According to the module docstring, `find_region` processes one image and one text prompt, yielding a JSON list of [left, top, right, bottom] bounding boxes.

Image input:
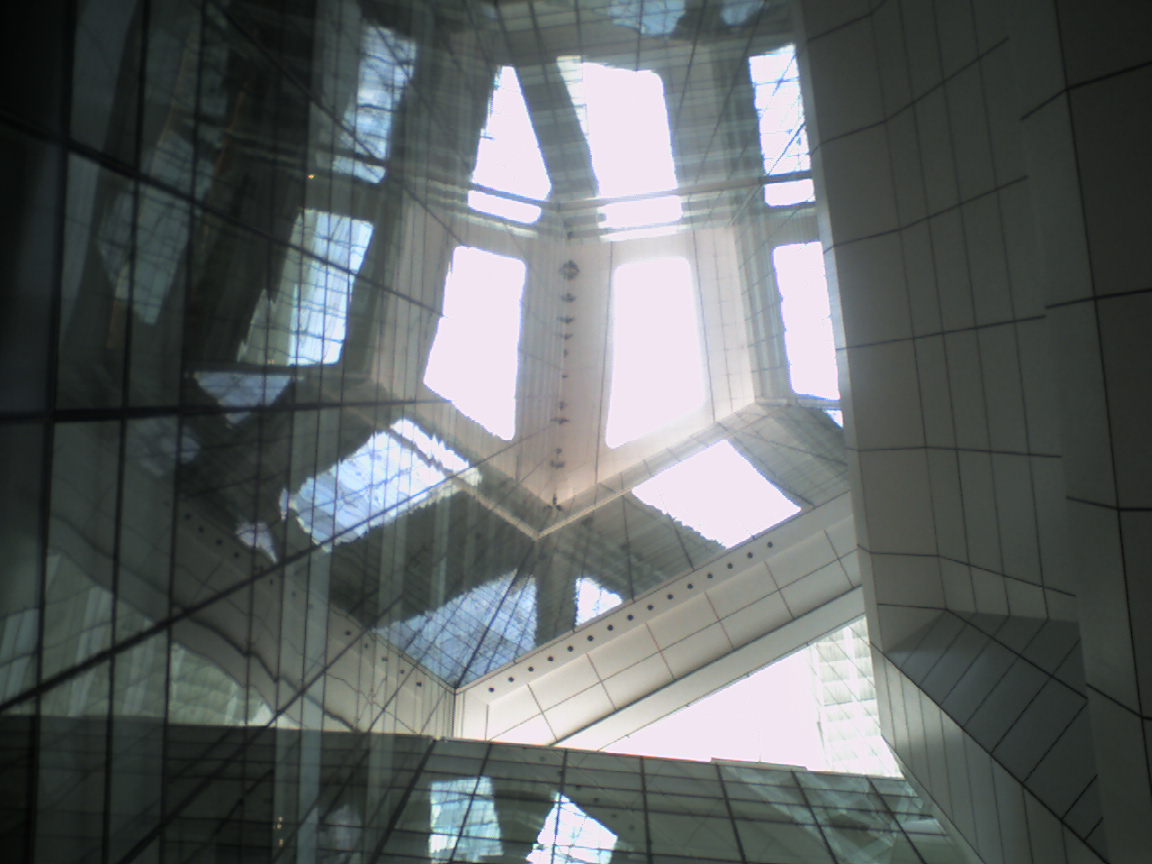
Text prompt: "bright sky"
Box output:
[[469, 65, 551, 223], [773, 242, 840, 401], [424, 246, 525, 440], [563, 59, 683, 229], [604, 648, 824, 768], [749, 46, 814, 207], [632, 440, 801, 547], [605, 257, 706, 448]]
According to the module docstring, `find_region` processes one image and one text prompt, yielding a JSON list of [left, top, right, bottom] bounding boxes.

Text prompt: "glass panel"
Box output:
[[107, 635, 167, 860], [332, 26, 417, 183], [560, 60, 682, 229], [44, 421, 120, 679], [528, 793, 617, 864], [382, 573, 537, 685], [286, 420, 474, 548], [424, 247, 526, 440], [428, 776, 503, 862], [0, 422, 43, 704], [748, 47, 814, 207], [469, 66, 551, 223], [242, 210, 374, 366], [735, 819, 833, 864], [632, 441, 800, 547], [773, 242, 840, 400]]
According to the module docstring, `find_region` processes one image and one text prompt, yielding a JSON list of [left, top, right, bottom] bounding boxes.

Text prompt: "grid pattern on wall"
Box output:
[[794, 1, 1152, 863], [0, 0, 865, 860]]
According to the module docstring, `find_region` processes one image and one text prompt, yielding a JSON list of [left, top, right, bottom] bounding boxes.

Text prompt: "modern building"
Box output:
[[1, 0, 1150, 862]]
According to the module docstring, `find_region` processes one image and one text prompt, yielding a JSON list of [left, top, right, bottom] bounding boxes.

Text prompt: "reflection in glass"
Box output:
[[773, 242, 839, 400], [194, 371, 291, 424], [242, 210, 374, 366], [285, 419, 475, 548], [528, 793, 617, 864], [382, 573, 536, 684], [469, 66, 551, 223], [332, 26, 417, 183], [608, 0, 684, 36], [429, 776, 503, 862], [575, 576, 622, 626], [632, 441, 800, 547], [424, 247, 526, 440], [605, 257, 705, 448], [749, 47, 814, 207], [560, 60, 682, 229], [235, 522, 278, 562]]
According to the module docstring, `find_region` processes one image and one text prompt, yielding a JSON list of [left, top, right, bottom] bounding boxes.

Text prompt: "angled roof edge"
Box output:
[[451, 493, 859, 744]]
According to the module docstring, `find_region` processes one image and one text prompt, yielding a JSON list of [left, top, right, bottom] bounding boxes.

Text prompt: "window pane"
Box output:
[[772, 242, 839, 400], [424, 247, 526, 440], [605, 257, 705, 447], [632, 441, 800, 547], [469, 66, 551, 223], [561, 60, 682, 229]]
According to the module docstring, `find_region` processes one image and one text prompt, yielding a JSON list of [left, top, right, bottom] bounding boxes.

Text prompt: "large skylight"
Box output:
[[469, 66, 551, 223], [773, 242, 839, 400], [242, 210, 373, 365], [285, 419, 475, 547], [632, 440, 799, 547], [605, 257, 706, 448], [424, 247, 526, 440], [332, 26, 416, 183], [527, 793, 617, 864], [749, 47, 814, 207], [382, 573, 537, 685], [560, 59, 682, 229]]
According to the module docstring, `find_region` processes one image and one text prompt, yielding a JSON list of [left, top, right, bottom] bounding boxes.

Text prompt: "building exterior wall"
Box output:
[[795, 2, 1152, 863]]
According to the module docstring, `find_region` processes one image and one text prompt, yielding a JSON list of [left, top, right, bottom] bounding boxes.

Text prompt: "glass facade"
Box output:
[[0, 0, 864, 860]]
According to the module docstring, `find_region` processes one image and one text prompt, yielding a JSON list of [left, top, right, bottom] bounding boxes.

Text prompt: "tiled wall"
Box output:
[[797, 1, 1152, 862]]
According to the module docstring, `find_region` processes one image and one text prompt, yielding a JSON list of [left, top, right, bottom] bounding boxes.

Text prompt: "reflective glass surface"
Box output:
[[0, 1, 847, 859]]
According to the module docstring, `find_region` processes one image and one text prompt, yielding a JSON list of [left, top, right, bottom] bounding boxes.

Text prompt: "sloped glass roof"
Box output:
[[750, 46, 815, 207]]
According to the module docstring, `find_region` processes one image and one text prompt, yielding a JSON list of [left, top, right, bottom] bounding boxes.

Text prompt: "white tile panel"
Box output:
[[705, 566, 775, 618], [768, 531, 837, 588], [647, 594, 719, 648], [661, 624, 733, 678], [602, 653, 675, 707], [529, 656, 601, 712], [848, 340, 925, 450], [492, 713, 554, 746], [587, 625, 661, 679], [720, 591, 791, 647], [544, 683, 615, 739], [487, 686, 543, 739], [781, 562, 852, 613]]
